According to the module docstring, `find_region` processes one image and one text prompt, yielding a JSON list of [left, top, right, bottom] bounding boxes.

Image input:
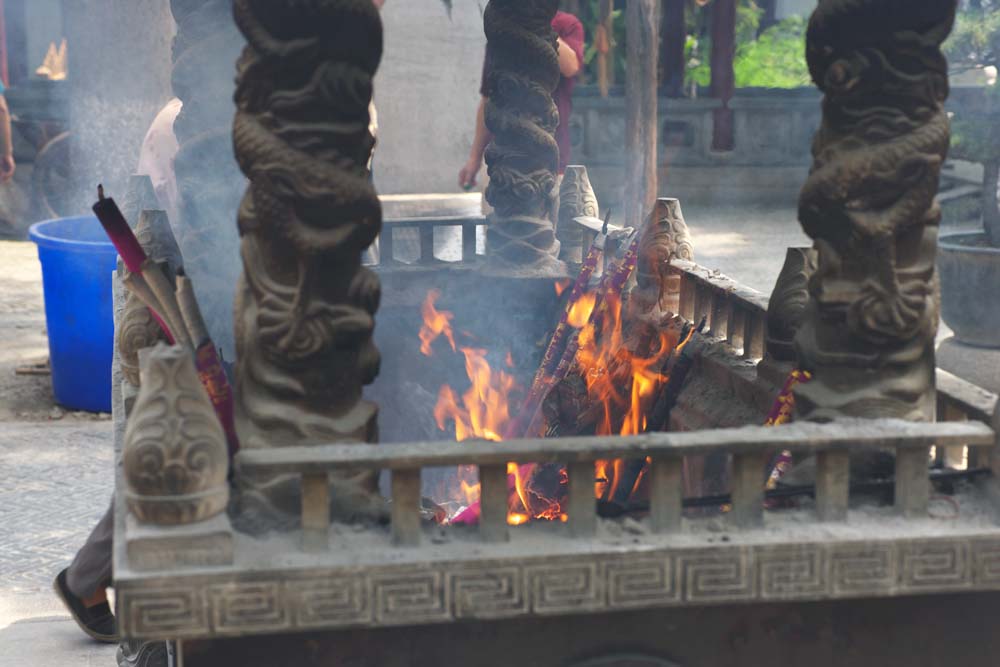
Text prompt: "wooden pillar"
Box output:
[[625, 0, 659, 232], [660, 0, 686, 97], [759, 0, 779, 34], [710, 0, 736, 151], [597, 0, 615, 96]]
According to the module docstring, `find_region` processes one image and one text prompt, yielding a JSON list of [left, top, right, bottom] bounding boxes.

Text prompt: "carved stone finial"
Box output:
[[793, 0, 956, 421], [766, 247, 817, 363], [124, 344, 229, 525], [634, 198, 693, 316], [117, 210, 182, 386], [122, 174, 160, 229], [557, 165, 599, 264], [483, 0, 566, 276], [232, 0, 384, 517]]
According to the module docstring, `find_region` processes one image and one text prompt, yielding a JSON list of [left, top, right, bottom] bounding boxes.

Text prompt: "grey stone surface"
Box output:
[[0, 421, 114, 625], [0, 617, 116, 666]]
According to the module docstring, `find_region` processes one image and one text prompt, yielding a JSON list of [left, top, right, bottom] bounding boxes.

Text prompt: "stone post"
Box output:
[[482, 0, 564, 276], [232, 0, 384, 518], [793, 0, 957, 422]]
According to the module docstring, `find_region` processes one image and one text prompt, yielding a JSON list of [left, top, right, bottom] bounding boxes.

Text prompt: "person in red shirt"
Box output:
[[459, 10, 585, 189]]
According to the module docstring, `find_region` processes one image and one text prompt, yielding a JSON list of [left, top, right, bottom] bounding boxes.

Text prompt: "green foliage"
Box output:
[[577, 0, 628, 85], [733, 15, 810, 87], [945, 2, 1000, 72], [686, 14, 809, 89]]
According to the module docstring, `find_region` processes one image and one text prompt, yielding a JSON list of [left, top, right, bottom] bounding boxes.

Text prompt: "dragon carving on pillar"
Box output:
[[793, 0, 956, 421], [232, 0, 384, 517], [483, 0, 566, 276]]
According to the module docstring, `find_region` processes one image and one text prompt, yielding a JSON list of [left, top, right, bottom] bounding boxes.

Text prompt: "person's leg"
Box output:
[[54, 499, 118, 642], [66, 500, 114, 598]]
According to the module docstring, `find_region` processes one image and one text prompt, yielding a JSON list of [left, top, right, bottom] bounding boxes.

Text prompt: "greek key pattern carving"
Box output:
[[605, 557, 679, 609], [900, 541, 971, 591], [118, 535, 1000, 639], [372, 571, 450, 626], [527, 562, 604, 614], [123, 587, 207, 637], [289, 576, 370, 628], [758, 545, 828, 600], [830, 544, 896, 595], [679, 548, 755, 603], [451, 566, 527, 619], [210, 582, 290, 634]]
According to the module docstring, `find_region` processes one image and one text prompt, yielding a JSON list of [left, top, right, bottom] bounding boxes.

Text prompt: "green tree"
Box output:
[[945, 1, 1000, 246]]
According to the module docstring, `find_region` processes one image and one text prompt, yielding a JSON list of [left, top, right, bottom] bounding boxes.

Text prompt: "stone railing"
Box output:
[[238, 419, 996, 553], [378, 216, 485, 267]]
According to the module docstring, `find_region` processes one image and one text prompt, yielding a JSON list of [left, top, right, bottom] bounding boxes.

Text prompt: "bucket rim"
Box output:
[[28, 215, 116, 252]]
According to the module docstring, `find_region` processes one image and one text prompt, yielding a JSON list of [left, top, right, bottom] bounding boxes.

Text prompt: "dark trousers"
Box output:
[[66, 499, 113, 598]]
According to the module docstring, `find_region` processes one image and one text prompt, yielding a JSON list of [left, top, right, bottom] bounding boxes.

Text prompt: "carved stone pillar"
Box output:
[[483, 0, 565, 276], [232, 0, 384, 518], [793, 0, 956, 422], [557, 165, 599, 265], [765, 247, 817, 364]]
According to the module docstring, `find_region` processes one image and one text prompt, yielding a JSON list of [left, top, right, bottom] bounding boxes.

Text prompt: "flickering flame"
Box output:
[[419, 289, 456, 356], [554, 279, 572, 297], [567, 292, 597, 328], [421, 285, 681, 522]]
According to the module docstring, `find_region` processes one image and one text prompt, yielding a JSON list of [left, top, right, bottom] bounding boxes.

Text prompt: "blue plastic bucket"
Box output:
[[29, 216, 117, 412]]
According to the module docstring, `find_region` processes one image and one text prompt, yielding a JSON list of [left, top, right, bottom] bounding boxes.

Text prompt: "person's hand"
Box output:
[[0, 154, 15, 183], [459, 157, 481, 190]]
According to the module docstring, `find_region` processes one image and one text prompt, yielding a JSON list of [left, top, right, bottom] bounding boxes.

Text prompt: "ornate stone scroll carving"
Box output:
[[483, 0, 565, 276], [793, 0, 956, 421], [124, 344, 229, 525], [633, 198, 693, 318], [232, 0, 384, 518], [557, 165, 599, 264], [118, 210, 182, 386], [766, 247, 817, 363]]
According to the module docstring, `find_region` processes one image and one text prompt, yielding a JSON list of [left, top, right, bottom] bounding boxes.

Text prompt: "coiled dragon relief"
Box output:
[[793, 0, 956, 421], [483, 0, 566, 276], [232, 0, 384, 518]]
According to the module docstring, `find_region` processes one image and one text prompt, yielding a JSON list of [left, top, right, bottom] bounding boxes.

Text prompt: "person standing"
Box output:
[[0, 82, 16, 183], [458, 8, 584, 190]]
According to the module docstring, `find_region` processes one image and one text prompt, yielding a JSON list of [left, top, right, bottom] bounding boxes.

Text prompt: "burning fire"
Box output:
[[420, 282, 682, 524]]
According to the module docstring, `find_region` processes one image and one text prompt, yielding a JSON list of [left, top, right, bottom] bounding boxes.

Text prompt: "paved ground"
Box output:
[[0, 241, 116, 664]]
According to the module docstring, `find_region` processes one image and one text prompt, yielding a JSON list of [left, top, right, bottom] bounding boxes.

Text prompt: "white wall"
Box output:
[[374, 0, 487, 195]]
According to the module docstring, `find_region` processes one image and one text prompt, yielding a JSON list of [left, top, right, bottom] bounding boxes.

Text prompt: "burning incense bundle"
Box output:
[[518, 229, 643, 439], [93, 186, 239, 455]]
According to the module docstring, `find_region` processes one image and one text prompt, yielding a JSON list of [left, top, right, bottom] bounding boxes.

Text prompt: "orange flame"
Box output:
[[419, 289, 456, 356], [554, 279, 572, 297]]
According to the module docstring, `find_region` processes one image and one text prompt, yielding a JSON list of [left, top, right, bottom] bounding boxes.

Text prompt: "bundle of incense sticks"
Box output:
[[93, 186, 239, 457], [517, 229, 642, 440], [503, 211, 615, 440]]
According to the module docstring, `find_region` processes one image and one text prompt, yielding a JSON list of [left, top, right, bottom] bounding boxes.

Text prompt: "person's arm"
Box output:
[[459, 96, 493, 189], [557, 37, 581, 78], [0, 95, 15, 183]]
